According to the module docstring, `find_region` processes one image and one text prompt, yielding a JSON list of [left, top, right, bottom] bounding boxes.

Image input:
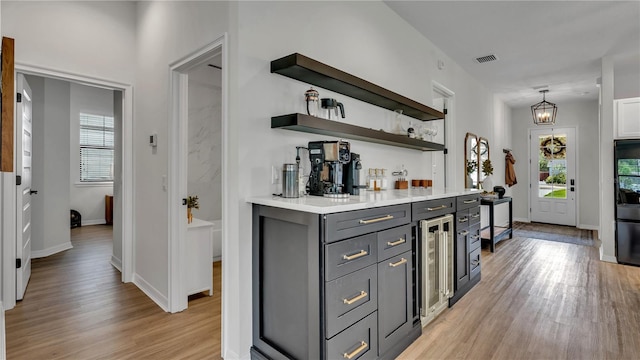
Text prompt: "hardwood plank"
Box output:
[[1, 36, 15, 172], [399, 237, 640, 360], [5, 225, 222, 359]]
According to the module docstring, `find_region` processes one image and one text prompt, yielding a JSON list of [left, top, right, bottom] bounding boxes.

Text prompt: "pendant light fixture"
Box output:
[[531, 89, 557, 125]]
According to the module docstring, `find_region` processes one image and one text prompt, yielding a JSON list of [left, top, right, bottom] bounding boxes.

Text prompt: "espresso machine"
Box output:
[[307, 140, 351, 197]]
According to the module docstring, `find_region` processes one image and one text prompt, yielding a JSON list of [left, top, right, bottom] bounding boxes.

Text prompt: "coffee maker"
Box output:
[[307, 140, 351, 197], [343, 152, 363, 195]]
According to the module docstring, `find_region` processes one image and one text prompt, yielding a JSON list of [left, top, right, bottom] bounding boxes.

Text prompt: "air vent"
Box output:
[[475, 54, 498, 64]]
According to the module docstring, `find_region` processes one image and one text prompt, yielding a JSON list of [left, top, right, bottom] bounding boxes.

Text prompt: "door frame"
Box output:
[[432, 81, 455, 188], [528, 125, 579, 226], [2, 64, 135, 310], [167, 34, 227, 316]]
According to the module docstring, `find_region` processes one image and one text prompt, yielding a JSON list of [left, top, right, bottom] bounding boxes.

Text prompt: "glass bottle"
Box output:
[[367, 168, 376, 191], [374, 169, 381, 191], [381, 169, 388, 190]]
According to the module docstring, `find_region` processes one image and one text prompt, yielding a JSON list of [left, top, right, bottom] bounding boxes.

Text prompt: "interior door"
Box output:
[[16, 73, 33, 300], [530, 127, 576, 226]]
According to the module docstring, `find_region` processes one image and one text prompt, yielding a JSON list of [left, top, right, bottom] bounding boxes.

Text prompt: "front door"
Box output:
[[16, 73, 33, 300], [530, 127, 576, 226]]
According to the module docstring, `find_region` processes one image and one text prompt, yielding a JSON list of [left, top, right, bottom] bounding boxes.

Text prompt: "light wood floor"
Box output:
[[5, 225, 221, 360], [400, 236, 640, 359]]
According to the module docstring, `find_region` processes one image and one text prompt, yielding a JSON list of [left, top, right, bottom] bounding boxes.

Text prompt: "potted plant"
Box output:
[[481, 159, 494, 191], [187, 195, 199, 223]]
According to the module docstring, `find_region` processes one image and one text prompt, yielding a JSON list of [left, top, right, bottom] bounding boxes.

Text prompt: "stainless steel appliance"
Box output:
[[307, 140, 350, 197], [281, 163, 299, 198], [615, 139, 640, 266], [420, 214, 453, 327]]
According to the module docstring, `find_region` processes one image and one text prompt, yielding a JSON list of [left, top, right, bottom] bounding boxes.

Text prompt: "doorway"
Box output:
[[432, 82, 455, 188], [529, 127, 577, 226], [2, 66, 133, 310]]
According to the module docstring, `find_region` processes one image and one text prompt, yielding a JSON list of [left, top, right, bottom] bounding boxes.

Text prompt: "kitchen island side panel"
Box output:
[[252, 205, 322, 360]]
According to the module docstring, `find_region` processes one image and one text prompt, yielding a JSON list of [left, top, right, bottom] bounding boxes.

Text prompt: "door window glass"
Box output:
[[538, 134, 567, 199]]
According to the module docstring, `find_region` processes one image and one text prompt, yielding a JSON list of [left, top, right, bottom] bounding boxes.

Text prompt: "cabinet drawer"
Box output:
[[468, 206, 481, 226], [469, 223, 481, 252], [377, 224, 412, 261], [325, 264, 378, 338], [326, 311, 378, 360], [326, 233, 377, 281], [470, 247, 481, 280], [457, 194, 480, 211], [456, 209, 470, 228], [412, 197, 455, 221], [325, 204, 411, 243]]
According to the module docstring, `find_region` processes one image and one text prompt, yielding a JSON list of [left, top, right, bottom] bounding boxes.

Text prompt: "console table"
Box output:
[[480, 196, 513, 252]]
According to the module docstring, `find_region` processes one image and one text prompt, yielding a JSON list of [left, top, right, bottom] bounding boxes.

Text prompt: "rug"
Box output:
[[512, 222, 597, 247]]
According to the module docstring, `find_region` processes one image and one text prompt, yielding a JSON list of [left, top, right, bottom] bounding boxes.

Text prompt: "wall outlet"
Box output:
[[271, 165, 281, 184]]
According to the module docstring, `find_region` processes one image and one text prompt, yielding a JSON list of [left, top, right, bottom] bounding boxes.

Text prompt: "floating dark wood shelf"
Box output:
[[272, 113, 445, 152], [271, 53, 445, 122]]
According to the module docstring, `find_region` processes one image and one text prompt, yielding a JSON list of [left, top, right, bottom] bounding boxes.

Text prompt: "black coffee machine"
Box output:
[[308, 140, 352, 197], [343, 152, 363, 195]]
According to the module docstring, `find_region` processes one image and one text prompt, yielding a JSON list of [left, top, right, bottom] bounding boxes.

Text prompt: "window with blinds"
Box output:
[[79, 113, 114, 182]]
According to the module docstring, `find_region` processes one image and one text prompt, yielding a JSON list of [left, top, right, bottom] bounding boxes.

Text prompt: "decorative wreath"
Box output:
[[540, 137, 566, 159]]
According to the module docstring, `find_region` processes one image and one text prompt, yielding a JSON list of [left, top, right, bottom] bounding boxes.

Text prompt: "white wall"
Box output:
[[27, 76, 73, 257], [511, 99, 600, 229], [134, 0, 230, 312], [69, 83, 114, 225], [187, 63, 222, 223], [1, 1, 135, 85]]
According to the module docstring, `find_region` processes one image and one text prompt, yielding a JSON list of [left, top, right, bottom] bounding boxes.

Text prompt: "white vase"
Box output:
[[483, 175, 493, 191]]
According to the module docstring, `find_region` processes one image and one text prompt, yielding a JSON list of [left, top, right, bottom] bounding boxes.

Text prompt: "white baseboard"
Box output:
[[110, 255, 122, 272], [133, 273, 169, 312], [212, 256, 222, 263], [32, 242, 73, 259], [223, 349, 248, 360], [1, 301, 5, 360], [81, 219, 107, 226], [513, 217, 530, 223], [578, 224, 599, 231], [599, 246, 618, 263]]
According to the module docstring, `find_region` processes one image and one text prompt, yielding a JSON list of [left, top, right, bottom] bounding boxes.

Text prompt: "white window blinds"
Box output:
[[79, 113, 114, 182]]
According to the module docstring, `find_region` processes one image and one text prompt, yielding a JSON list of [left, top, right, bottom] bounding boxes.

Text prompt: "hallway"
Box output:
[[5, 225, 221, 359]]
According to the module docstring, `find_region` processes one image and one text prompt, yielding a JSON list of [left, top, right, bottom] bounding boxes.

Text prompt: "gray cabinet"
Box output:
[[251, 203, 419, 360], [450, 193, 481, 306]]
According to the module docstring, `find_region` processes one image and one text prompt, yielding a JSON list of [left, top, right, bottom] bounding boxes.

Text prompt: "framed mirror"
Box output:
[[477, 137, 490, 185], [464, 132, 478, 189]]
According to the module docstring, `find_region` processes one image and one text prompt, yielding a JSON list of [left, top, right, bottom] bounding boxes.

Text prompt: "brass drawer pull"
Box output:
[[389, 257, 407, 267], [458, 217, 468, 223], [471, 235, 480, 240], [343, 250, 368, 261], [344, 341, 368, 359], [463, 199, 478, 204], [343, 290, 367, 305], [459, 230, 469, 236], [387, 238, 406, 247], [471, 259, 480, 266], [427, 205, 447, 211], [359, 214, 393, 224], [471, 213, 480, 218]]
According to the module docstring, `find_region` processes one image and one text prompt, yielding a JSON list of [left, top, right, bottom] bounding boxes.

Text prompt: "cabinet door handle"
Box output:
[[343, 290, 367, 305], [459, 230, 469, 236], [464, 199, 478, 204], [458, 217, 468, 223], [471, 259, 480, 266], [343, 341, 368, 359], [343, 250, 368, 261], [359, 214, 393, 224], [471, 213, 480, 219], [427, 205, 447, 211], [387, 238, 406, 247], [389, 257, 407, 267], [471, 235, 480, 240]]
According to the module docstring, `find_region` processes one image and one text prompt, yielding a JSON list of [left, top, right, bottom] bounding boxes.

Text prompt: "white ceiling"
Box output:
[[385, 1, 640, 107]]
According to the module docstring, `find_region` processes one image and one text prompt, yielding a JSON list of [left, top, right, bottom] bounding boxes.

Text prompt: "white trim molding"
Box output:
[[133, 274, 169, 312], [81, 220, 108, 226], [578, 224, 599, 231], [111, 255, 122, 272], [599, 246, 617, 263]]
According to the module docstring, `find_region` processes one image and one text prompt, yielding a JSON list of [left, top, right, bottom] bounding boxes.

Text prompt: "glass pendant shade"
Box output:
[[531, 90, 557, 125]]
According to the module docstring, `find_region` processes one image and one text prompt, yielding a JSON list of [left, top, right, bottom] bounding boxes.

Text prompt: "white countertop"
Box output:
[[247, 188, 480, 214], [188, 218, 214, 229]]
